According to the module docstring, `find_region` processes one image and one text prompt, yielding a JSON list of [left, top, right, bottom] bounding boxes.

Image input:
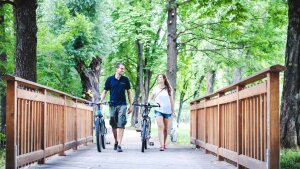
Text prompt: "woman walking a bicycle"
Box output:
[[150, 74, 176, 151]]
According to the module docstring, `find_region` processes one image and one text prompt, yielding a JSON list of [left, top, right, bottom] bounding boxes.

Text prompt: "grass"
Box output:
[[0, 148, 4, 168], [281, 149, 300, 169]]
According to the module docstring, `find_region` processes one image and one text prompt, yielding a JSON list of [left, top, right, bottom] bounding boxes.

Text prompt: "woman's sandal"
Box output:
[[159, 147, 164, 151]]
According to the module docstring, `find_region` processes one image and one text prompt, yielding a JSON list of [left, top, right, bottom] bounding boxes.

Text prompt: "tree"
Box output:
[[280, 0, 300, 148], [14, 0, 38, 82]]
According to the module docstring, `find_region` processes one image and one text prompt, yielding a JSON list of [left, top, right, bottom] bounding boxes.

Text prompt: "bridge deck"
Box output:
[[30, 129, 235, 169]]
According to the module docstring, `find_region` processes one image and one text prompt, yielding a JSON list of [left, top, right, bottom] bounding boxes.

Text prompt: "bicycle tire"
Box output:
[[101, 135, 106, 149], [99, 119, 106, 149], [96, 122, 102, 152], [141, 121, 147, 152]]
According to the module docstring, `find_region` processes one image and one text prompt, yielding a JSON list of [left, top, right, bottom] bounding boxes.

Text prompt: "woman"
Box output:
[[150, 74, 176, 151]]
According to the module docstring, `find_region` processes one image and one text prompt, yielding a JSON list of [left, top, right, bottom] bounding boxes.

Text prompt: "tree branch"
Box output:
[[0, 0, 15, 7], [177, 0, 194, 7]]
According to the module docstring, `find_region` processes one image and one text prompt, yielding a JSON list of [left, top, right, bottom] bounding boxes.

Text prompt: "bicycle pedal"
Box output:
[[149, 142, 154, 146]]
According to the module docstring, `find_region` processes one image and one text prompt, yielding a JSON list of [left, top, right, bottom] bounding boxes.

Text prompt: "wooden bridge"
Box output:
[[3, 65, 285, 169]]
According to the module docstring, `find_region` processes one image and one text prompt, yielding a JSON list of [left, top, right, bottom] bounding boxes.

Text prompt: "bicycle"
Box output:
[[86, 101, 109, 152], [133, 103, 160, 152]]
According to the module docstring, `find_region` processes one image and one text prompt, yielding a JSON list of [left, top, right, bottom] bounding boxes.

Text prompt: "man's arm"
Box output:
[[100, 90, 107, 103], [127, 89, 132, 114]]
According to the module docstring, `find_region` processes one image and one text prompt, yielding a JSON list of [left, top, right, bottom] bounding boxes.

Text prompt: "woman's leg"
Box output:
[[156, 116, 164, 149], [163, 118, 170, 149]]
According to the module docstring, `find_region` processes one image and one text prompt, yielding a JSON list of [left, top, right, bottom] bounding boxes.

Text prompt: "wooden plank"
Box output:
[[239, 82, 267, 100], [77, 103, 93, 111], [17, 150, 44, 167], [239, 155, 266, 169], [205, 99, 218, 108], [46, 95, 64, 106], [45, 144, 64, 157], [77, 138, 87, 146], [17, 89, 45, 102], [218, 148, 238, 162], [218, 93, 237, 105], [195, 140, 206, 148], [266, 73, 280, 169], [87, 136, 93, 142], [190, 65, 285, 104], [206, 143, 218, 154], [66, 99, 77, 108], [6, 80, 17, 169], [64, 141, 77, 150]]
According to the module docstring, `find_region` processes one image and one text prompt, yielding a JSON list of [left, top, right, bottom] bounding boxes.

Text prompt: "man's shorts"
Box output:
[[109, 105, 127, 129]]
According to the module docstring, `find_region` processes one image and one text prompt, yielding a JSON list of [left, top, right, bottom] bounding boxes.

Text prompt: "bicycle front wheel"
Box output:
[[100, 120, 106, 149], [96, 122, 103, 152], [141, 121, 147, 152]]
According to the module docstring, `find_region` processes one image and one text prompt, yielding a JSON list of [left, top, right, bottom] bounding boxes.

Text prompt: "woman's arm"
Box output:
[[170, 91, 176, 117]]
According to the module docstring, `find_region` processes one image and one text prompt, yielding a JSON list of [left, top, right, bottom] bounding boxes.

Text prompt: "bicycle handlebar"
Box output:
[[132, 103, 160, 108], [85, 101, 112, 106]]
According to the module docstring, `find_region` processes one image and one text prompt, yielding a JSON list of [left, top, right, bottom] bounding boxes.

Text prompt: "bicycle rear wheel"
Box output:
[[96, 122, 102, 152]]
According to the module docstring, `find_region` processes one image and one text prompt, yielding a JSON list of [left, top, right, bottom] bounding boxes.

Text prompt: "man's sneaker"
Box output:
[[114, 142, 118, 150], [117, 145, 123, 152]]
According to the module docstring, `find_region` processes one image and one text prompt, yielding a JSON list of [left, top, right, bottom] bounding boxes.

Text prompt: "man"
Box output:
[[100, 63, 132, 152]]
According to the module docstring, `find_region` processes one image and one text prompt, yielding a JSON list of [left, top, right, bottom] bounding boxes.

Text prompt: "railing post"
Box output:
[[6, 80, 17, 169], [73, 99, 78, 150], [236, 85, 244, 169], [266, 72, 280, 169], [217, 92, 224, 161], [204, 97, 209, 154], [38, 89, 47, 164], [59, 96, 66, 156]]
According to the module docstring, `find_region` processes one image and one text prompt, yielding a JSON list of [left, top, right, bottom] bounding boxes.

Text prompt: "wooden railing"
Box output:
[[4, 76, 94, 169], [190, 65, 285, 169]]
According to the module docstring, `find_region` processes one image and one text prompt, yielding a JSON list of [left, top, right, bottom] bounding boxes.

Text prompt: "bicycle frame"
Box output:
[[133, 103, 160, 152]]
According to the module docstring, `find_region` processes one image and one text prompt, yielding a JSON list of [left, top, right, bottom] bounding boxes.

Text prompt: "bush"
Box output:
[[281, 149, 300, 169]]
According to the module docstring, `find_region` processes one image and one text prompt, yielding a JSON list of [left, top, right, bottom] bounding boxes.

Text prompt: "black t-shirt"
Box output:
[[104, 75, 131, 106]]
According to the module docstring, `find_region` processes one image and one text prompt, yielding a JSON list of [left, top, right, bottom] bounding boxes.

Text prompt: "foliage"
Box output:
[[281, 149, 300, 169]]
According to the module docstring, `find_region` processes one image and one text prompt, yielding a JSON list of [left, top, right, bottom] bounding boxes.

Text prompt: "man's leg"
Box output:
[[109, 106, 118, 150], [116, 105, 127, 152], [117, 128, 124, 145], [112, 128, 117, 144]]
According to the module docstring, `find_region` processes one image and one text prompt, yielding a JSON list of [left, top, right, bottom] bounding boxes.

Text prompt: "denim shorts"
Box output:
[[109, 105, 127, 129], [155, 110, 172, 119]]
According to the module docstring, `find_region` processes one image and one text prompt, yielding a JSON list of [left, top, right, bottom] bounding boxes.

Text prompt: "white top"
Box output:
[[152, 86, 172, 114]]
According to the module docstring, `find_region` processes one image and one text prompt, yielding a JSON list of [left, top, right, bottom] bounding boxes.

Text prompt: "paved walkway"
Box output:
[[31, 129, 235, 169]]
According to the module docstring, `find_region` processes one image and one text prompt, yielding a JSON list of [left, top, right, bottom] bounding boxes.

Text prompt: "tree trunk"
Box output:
[[75, 57, 102, 102], [233, 67, 243, 83], [280, 0, 300, 148], [206, 70, 216, 94], [1, 94, 5, 130], [137, 40, 146, 103], [0, 53, 6, 75], [131, 73, 140, 127], [193, 75, 204, 99], [14, 0, 37, 82], [177, 90, 184, 127], [167, 0, 177, 99]]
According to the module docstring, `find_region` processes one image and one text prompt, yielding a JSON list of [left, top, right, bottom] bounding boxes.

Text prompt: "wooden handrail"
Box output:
[[190, 65, 285, 169], [3, 76, 94, 169], [190, 64, 286, 104], [3, 75, 87, 103]]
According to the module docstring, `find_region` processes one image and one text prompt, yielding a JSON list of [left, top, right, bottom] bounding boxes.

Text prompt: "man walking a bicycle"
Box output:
[[100, 63, 132, 152]]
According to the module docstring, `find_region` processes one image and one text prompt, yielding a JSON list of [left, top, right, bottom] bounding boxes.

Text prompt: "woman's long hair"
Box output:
[[157, 74, 172, 96]]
